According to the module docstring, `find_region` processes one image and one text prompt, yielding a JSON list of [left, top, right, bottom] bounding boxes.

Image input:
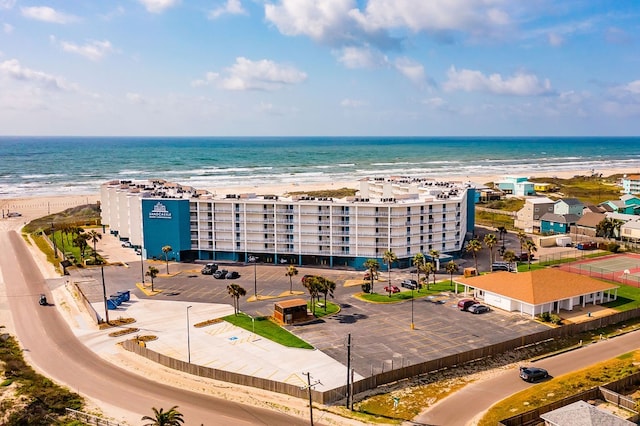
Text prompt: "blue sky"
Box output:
[[0, 1, 639, 136]]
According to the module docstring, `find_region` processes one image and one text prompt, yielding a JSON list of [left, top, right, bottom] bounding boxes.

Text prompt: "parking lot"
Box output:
[[70, 248, 549, 377]]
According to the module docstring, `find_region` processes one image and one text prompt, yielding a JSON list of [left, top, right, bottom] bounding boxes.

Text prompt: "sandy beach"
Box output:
[[1, 168, 637, 223]]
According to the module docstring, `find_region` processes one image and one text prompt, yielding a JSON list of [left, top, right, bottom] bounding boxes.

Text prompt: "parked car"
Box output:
[[213, 269, 228, 279], [468, 303, 490, 314], [519, 253, 534, 261], [384, 285, 400, 294], [519, 366, 548, 382], [401, 279, 418, 290], [121, 241, 132, 248], [6, 212, 22, 217], [201, 263, 218, 275], [492, 262, 514, 272], [226, 271, 239, 279], [458, 298, 477, 311]]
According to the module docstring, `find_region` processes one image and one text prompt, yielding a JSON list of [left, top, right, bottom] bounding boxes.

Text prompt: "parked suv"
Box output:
[[401, 279, 418, 290], [201, 263, 218, 275], [492, 262, 514, 272], [213, 269, 228, 279]]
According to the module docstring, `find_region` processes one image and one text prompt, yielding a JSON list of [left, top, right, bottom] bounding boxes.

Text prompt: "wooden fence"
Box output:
[[123, 307, 640, 404], [65, 408, 122, 426]]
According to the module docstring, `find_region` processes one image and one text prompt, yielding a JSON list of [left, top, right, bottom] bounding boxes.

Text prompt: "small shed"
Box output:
[[463, 267, 478, 278], [274, 298, 309, 325]]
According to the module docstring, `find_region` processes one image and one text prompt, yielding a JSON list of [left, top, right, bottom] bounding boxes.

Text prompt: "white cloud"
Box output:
[[52, 37, 115, 61], [265, 0, 357, 44], [126, 93, 146, 104], [219, 57, 307, 91], [3, 23, 13, 34], [138, 0, 180, 14], [340, 98, 366, 108], [349, 0, 512, 37], [0, 0, 16, 10], [547, 32, 564, 47], [622, 80, 640, 95], [209, 0, 247, 19], [336, 46, 386, 69], [21, 6, 78, 24], [0, 59, 74, 91], [443, 66, 553, 96], [394, 57, 425, 86], [191, 72, 220, 87], [422, 97, 445, 107]]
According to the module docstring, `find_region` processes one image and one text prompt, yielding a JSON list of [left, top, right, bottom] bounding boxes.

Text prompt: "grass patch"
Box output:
[[308, 300, 340, 317], [359, 280, 455, 303], [603, 284, 640, 311], [482, 198, 526, 212], [285, 187, 357, 198], [478, 350, 640, 425], [31, 232, 62, 274], [224, 313, 313, 349], [529, 175, 622, 205], [475, 210, 517, 230], [0, 332, 85, 423]]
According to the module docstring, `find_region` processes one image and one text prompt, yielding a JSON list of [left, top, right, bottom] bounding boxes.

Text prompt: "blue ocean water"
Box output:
[[1, 136, 639, 197]]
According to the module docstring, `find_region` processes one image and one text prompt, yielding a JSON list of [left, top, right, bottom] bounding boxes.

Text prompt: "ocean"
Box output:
[[1, 136, 639, 198]]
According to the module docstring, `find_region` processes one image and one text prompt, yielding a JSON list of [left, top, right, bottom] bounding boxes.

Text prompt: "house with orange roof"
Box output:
[[621, 174, 640, 195], [454, 269, 618, 318]]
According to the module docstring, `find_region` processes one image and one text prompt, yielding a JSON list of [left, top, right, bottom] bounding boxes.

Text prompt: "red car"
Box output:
[[384, 285, 400, 294]]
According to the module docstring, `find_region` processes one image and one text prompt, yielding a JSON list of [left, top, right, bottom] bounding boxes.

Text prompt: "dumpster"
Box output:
[[116, 290, 130, 302], [110, 294, 124, 305], [106, 299, 119, 310]]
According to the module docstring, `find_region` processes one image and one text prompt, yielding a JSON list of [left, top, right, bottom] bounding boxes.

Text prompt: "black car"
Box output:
[[226, 271, 239, 279], [401, 279, 418, 290], [213, 269, 228, 279], [201, 263, 218, 275], [519, 366, 548, 382]]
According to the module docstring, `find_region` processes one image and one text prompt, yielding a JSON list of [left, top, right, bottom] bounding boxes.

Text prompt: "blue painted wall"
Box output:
[[541, 221, 568, 234], [466, 188, 476, 234], [142, 199, 190, 260]]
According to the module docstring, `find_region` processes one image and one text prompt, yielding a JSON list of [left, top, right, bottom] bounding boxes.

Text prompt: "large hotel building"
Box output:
[[100, 177, 475, 269]]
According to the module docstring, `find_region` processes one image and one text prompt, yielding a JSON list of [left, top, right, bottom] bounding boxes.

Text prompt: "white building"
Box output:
[[100, 177, 475, 269]]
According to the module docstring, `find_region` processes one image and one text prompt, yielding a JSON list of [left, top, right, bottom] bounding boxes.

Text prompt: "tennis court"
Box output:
[[560, 253, 640, 286]]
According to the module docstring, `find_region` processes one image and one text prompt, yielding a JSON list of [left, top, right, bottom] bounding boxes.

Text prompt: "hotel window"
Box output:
[[236, 242, 241, 249], [420, 205, 424, 213], [406, 247, 411, 254], [407, 237, 411, 244], [407, 227, 411, 233]]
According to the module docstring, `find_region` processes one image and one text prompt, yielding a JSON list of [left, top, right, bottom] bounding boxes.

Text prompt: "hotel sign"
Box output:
[[149, 202, 172, 219]]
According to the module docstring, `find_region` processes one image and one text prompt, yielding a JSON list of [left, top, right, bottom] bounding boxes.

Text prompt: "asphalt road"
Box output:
[[416, 329, 640, 425], [0, 229, 308, 425]]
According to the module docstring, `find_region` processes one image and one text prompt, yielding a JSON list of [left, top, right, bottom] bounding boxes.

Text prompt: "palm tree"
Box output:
[[517, 230, 528, 256], [285, 265, 298, 294], [465, 239, 482, 272], [318, 277, 336, 312], [162, 245, 172, 274], [145, 266, 159, 292], [383, 250, 397, 286], [503, 250, 517, 272], [74, 233, 90, 260], [302, 275, 323, 315], [363, 259, 380, 293], [412, 252, 425, 290], [227, 283, 247, 315], [429, 249, 440, 287], [483, 233, 498, 270], [421, 262, 435, 290], [445, 260, 459, 289], [87, 230, 102, 263], [141, 406, 184, 426], [523, 239, 537, 270]]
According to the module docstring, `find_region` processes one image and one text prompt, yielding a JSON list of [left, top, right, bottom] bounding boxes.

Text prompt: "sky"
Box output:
[[0, 1, 639, 137]]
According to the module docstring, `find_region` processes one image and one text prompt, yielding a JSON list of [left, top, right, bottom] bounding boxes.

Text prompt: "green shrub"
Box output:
[[607, 243, 620, 253], [550, 314, 563, 325], [540, 312, 551, 322], [361, 283, 371, 293]]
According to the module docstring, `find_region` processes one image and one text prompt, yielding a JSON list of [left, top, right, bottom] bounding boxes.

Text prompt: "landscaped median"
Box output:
[[356, 280, 456, 303], [223, 313, 313, 349]]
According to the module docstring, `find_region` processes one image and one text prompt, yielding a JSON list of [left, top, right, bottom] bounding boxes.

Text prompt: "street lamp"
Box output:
[[186, 305, 193, 363], [140, 246, 145, 283], [410, 288, 415, 330], [249, 256, 259, 300]]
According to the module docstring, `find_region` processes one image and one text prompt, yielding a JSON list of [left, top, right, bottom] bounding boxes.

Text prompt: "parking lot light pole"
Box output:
[[140, 247, 144, 283], [410, 288, 415, 330], [250, 256, 259, 300], [187, 305, 193, 363]]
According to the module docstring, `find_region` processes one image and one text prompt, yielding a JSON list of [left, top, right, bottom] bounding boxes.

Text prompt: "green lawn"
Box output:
[[603, 284, 640, 311], [223, 313, 313, 349], [308, 300, 340, 317], [360, 280, 456, 303]]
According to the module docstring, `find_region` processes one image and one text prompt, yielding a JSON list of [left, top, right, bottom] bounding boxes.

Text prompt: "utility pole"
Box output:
[[346, 333, 351, 409], [101, 266, 109, 324], [301, 372, 320, 426], [140, 247, 145, 284], [51, 223, 58, 259]]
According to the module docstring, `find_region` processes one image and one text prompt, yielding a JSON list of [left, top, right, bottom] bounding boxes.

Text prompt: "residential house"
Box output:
[[621, 174, 640, 195], [554, 198, 584, 217], [454, 269, 618, 318], [620, 220, 640, 242], [599, 199, 627, 213], [533, 182, 554, 192], [540, 400, 635, 426], [583, 204, 605, 214], [540, 213, 580, 234], [494, 176, 535, 196], [621, 194, 640, 214], [515, 197, 555, 233], [570, 212, 605, 238]]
